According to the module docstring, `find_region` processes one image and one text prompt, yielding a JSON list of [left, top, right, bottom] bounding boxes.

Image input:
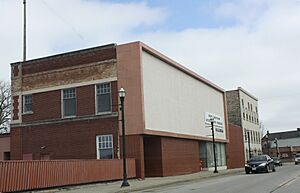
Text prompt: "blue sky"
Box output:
[[104, 0, 237, 31], [0, 0, 300, 132]]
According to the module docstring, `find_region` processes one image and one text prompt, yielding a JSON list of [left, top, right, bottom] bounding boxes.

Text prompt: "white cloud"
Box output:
[[136, 0, 300, 132], [0, 0, 299, 132], [0, 0, 166, 80]]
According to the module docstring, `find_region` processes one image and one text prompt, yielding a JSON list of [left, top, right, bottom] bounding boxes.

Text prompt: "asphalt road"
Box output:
[[136, 163, 300, 193]]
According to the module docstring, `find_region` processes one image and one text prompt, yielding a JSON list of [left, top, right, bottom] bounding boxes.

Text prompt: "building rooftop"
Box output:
[[263, 128, 300, 141]]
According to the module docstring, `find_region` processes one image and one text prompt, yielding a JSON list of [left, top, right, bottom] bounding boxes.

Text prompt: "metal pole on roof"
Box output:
[[23, 0, 27, 61]]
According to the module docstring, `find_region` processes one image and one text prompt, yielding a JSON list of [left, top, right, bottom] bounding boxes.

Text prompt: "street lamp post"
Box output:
[[247, 130, 251, 160], [274, 138, 279, 157], [119, 88, 129, 187], [210, 118, 218, 173], [266, 130, 270, 155]]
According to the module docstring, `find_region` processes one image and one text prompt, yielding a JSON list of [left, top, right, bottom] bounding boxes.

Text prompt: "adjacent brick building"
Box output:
[[10, 41, 229, 178], [226, 124, 245, 169], [226, 87, 261, 162], [0, 133, 10, 160], [262, 128, 300, 162]]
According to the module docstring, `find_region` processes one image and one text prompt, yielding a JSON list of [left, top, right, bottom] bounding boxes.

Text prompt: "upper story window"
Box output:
[[96, 135, 114, 159], [96, 83, 112, 114], [241, 99, 244, 108], [62, 88, 76, 117], [23, 94, 33, 113]]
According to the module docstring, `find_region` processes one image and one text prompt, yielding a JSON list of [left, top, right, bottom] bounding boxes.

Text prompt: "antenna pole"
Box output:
[[23, 0, 26, 61]]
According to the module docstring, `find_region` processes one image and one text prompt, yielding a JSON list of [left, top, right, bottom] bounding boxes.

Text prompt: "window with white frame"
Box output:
[[96, 83, 111, 114], [23, 94, 33, 113], [62, 88, 76, 117], [96, 135, 114, 159]]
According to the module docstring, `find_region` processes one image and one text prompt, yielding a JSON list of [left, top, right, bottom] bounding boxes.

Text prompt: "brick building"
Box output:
[[262, 129, 300, 162], [0, 133, 10, 160], [226, 87, 261, 162], [10, 41, 229, 178], [225, 124, 245, 169]]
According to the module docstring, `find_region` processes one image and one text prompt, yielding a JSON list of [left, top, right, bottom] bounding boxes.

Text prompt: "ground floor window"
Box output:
[[199, 142, 226, 168], [96, 135, 114, 159]]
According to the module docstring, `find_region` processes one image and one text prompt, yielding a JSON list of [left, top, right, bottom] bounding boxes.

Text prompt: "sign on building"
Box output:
[[205, 112, 224, 133]]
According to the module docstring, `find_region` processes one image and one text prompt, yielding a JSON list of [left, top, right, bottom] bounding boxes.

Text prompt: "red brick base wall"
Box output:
[[144, 136, 163, 177], [143, 136, 200, 177], [226, 124, 245, 169], [10, 117, 118, 160], [161, 137, 200, 176]]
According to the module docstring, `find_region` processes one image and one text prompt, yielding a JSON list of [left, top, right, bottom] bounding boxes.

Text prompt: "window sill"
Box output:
[[22, 111, 33, 115], [96, 111, 113, 116], [62, 115, 76, 119]]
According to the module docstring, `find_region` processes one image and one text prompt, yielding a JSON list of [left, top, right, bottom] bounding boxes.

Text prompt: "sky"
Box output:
[[0, 0, 299, 133]]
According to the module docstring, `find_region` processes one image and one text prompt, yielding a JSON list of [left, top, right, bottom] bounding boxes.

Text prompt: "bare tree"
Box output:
[[0, 81, 11, 133]]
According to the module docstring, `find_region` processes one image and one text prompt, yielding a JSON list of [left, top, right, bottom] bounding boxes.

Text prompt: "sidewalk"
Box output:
[[33, 168, 244, 193]]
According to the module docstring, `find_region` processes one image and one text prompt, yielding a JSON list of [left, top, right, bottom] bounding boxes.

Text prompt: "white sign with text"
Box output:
[[204, 112, 224, 133]]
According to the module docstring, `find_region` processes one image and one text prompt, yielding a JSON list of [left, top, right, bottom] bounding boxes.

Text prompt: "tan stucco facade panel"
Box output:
[[142, 51, 227, 140]]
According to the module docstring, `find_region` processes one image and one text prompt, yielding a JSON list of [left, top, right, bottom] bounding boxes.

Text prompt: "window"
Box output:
[[62, 88, 76, 117], [23, 94, 32, 113], [96, 135, 114, 159], [96, 83, 112, 114]]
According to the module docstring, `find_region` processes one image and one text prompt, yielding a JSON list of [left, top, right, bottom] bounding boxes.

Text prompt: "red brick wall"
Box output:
[[23, 90, 61, 122], [22, 81, 118, 123], [10, 117, 118, 160], [77, 85, 95, 116], [144, 136, 163, 177], [161, 137, 200, 176], [0, 134, 10, 160], [22, 46, 116, 75], [13, 65, 19, 77], [12, 96, 19, 120], [123, 135, 145, 179], [226, 124, 245, 169]]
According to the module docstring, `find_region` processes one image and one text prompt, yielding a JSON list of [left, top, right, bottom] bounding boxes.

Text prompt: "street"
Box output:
[[134, 164, 300, 193]]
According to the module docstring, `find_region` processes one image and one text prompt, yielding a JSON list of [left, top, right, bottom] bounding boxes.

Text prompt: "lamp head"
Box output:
[[119, 87, 126, 98]]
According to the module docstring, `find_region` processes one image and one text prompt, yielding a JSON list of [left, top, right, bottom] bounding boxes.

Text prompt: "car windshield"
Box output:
[[296, 154, 300, 158], [249, 156, 267, 162], [273, 157, 278, 160]]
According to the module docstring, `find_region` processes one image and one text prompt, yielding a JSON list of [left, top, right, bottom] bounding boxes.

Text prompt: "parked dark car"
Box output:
[[295, 153, 300, 165], [272, 157, 282, 166], [245, 155, 276, 174]]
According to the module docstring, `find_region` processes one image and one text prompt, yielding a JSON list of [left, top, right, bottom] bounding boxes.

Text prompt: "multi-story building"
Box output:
[[262, 128, 300, 162], [10, 41, 229, 178], [226, 87, 261, 161]]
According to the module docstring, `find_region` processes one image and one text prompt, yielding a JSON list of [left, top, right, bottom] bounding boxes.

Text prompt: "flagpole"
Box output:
[[23, 0, 26, 61]]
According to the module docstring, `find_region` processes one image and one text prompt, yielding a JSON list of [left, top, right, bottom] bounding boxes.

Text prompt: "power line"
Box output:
[[40, 0, 85, 41]]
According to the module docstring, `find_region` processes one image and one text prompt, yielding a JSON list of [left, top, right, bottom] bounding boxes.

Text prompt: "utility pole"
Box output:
[[23, 0, 27, 61]]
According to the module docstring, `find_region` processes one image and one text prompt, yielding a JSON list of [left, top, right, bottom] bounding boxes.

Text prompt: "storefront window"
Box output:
[[199, 142, 226, 168]]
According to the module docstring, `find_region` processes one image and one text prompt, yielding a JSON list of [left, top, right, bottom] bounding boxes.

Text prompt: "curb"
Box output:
[[115, 169, 244, 193]]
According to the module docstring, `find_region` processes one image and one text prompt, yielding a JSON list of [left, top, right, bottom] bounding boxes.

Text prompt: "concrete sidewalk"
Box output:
[[33, 168, 244, 193]]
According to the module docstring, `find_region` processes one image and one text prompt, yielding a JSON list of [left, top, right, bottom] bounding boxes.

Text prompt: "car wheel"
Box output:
[[296, 162, 298, 165], [246, 170, 250, 174], [272, 167, 276, 172], [265, 166, 269, 173]]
